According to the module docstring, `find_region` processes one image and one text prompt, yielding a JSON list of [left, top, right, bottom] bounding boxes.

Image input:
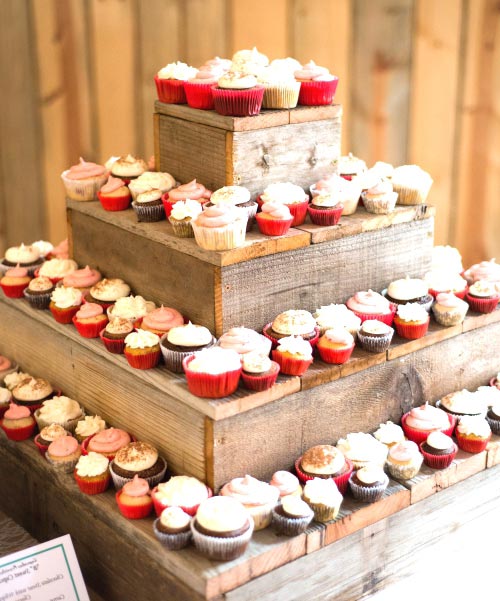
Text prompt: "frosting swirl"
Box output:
[[260, 201, 292, 220], [4, 266, 29, 278], [169, 199, 203, 221], [336, 433, 388, 464], [432, 245, 463, 273], [157, 61, 197, 80], [99, 175, 127, 194], [124, 330, 160, 350], [109, 295, 155, 320], [129, 171, 176, 196], [396, 302, 429, 323], [220, 474, 279, 507], [122, 475, 150, 497], [154, 476, 209, 506], [281, 496, 312, 518], [31, 240, 53, 258], [294, 60, 330, 81], [187, 348, 241, 374], [75, 415, 106, 439], [276, 335, 313, 358], [218, 327, 267, 355], [468, 280, 498, 298], [464, 259, 500, 284], [13, 377, 53, 401], [4, 244, 41, 264], [434, 292, 466, 309], [166, 322, 213, 347], [347, 290, 391, 314], [88, 428, 131, 454], [39, 259, 78, 278], [50, 286, 82, 309], [4, 403, 31, 420], [75, 302, 104, 320], [64, 157, 106, 180], [140, 306, 184, 332], [337, 153, 367, 176], [63, 266, 101, 289], [314, 304, 361, 333], [75, 452, 109, 477], [47, 435, 79, 457], [168, 179, 212, 203], [405, 403, 450, 430], [269, 471, 300, 497], [38, 396, 82, 422], [194, 205, 243, 228], [261, 182, 308, 205]]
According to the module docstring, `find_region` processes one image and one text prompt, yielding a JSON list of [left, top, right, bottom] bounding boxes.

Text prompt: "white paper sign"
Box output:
[[0, 534, 90, 601]]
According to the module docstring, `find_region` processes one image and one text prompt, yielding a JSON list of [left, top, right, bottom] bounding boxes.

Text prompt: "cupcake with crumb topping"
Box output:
[[212, 71, 265, 117], [109, 441, 167, 489], [23, 275, 55, 309], [100, 317, 134, 354], [85, 278, 131, 309], [12, 377, 54, 412], [109, 154, 147, 183], [206, 185, 257, 231], [154, 507, 192, 549]]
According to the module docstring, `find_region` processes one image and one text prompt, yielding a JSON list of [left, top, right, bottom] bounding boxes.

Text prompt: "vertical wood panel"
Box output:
[[185, 0, 228, 67], [408, 0, 463, 245]]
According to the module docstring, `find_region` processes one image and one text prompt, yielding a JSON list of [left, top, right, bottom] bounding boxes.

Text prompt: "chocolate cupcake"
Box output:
[[384, 276, 433, 312], [1, 243, 44, 275], [153, 507, 192, 550], [348, 465, 389, 503], [132, 189, 165, 222], [271, 496, 314, 536], [86, 278, 131, 309], [263, 310, 320, 348], [23, 276, 55, 309], [100, 317, 134, 354], [110, 442, 167, 489], [12, 377, 54, 411], [437, 389, 487, 419], [486, 402, 500, 435], [420, 431, 458, 469], [160, 322, 216, 373], [356, 319, 394, 353]]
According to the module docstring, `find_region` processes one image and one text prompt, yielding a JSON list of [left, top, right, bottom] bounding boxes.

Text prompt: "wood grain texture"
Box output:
[[0, 509, 38, 557], [486, 434, 500, 469]]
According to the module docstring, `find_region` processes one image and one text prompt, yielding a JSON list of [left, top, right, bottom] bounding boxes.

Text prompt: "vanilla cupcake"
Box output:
[[12, 377, 54, 411], [110, 441, 167, 489], [38, 258, 78, 282], [313, 304, 362, 337], [455, 416, 491, 454], [74, 415, 107, 444], [34, 396, 84, 433], [240, 352, 280, 392], [264, 309, 319, 347], [109, 154, 147, 182], [271, 335, 314, 376], [45, 435, 82, 473], [183, 347, 242, 398], [336, 432, 389, 470], [258, 65, 301, 109], [432, 292, 469, 326], [220, 474, 279, 530], [128, 171, 176, 200], [373, 421, 405, 449], [385, 276, 433, 311], [74, 452, 111, 495], [386, 440, 423, 480], [392, 165, 433, 205], [168, 199, 203, 237], [361, 179, 398, 214], [302, 478, 343, 523]]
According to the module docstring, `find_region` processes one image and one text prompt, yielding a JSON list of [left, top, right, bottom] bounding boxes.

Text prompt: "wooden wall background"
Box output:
[[0, 0, 498, 267]]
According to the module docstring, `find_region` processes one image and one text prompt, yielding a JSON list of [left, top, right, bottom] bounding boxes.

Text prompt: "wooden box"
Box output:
[[154, 102, 342, 198]]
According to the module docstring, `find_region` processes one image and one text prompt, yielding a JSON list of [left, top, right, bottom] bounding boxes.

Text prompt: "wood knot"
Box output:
[[262, 153, 272, 168]]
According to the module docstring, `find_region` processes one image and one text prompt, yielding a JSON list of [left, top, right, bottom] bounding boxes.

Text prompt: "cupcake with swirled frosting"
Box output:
[[124, 330, 161, 370], [373, 421, 405, 449], [310, 174, 362, 216], [240, 351, 280, 392], [155, 61, 197, 104], [140, 306, 184, 336], [220, 474, 279, 530], [74, 415, 106, 444], [1, 403, 36, 441], [128, 171, 176, 200], [393, 302, 430, 339], [263, 309, 319, 348], [257, 64, 301, 109], [191, 204, 248, 251], [107, 295, 155, 327], [463, 258, 500, 286], [401, 402, 455, 444], [392, 164, 433, 206], [255, 200, 294, 236], [49, 285, 83, 324], [271, 335, 314, 376], [38, 258, 78, 283], [184, 64, 227, 110], [34, 395, 84, 433], [86, 278, 131, 309], [74, 452, 111, 495], [116, 475, 153, 519], [85, 427, 131, 459], [361, 179, 398, 214], [163, 179, 212, 217], [336, 153, 367, 181], [97, 175, 131, 211], [1, 243, 43, 275], [316, 327, 355, 364], [168, 199, 203, 237], [62, 265, 101, 296], [151, 475, 212, 517], [336, 432, 389, 470], [259, 182, 310, 227], [160, 321, 216, 373], [212, 71, 265, 117], [0, 265, 31, 298], [72, 303, 108, 338], [231, 47, 269, 76], [302, 477, 343, 523], [269, 471, 302, 499], [61, 157, 108, 201], [217, 327, 271, 357], [294, 60, 338, 106], [346, 290, 397, 326], [45, 435, 81, 473]]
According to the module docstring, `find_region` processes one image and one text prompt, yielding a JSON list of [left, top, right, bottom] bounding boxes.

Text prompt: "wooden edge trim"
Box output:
[[153, 112, 161, 172], [204, 416, 215, 491]]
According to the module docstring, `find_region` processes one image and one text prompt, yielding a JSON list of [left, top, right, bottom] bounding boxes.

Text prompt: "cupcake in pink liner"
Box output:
[[455, 415, 491, 454], [72, 303, 108, 338], [184, 64, 226, 110], [205, 185, 257, 231], [310, 174, 362, 216], [160, 322, 216, 373], [155, 61, 197, 104], [259, 182, 309, 227], [240, 352, 280, 392], [271, 495, 314, 536], [23, 276, 55, 310], [316, 327, 355, 364], [295, 444, 353, 495], [128, 171, 176, 201], [465, 280, 500, 313], [336, 153, 367, 181], [74, 452, 111, 495], [217, 327, 272, 357], [0, 266, 31, 298], [162, 179, 212, 217], [139, 306, 184, 337], [269, 471, 302, 499], [191, 205, 247, 251], [168, 199, 203, 238], [307, 190, 343, 226], [212, 71, 265, 117], [263, 309, 320, 349], [38, 258, 78, 284], [86, 278, 131, 309], [294, 60, 338, 106], [116, 475, 153, 519], [348, 465, 389, 503], [45, 435, 82, 473], [425, 270, 468, 299], [393, 302, 430, 339], [220, 474, 279, 531], [154, 507, 193, 550], [124, 330, 161, 370], [84, 428, 132, 460], [97, 175, 131, 211], [392, 165, 433, 206], [1, 243, 43, 275], [61, 157, 108, 201], [385, 440, 423, 480], [255, 201, 294, 236], [272, 335, 314, 376], [0, 387, 12, 419], [183, 347, 242, 398], [419, 431, 458, 469], [401, 403, 456, 444], [34, 424, 70, 456], [100, 318, 134, 354], [463, 258, 500, 286], [151, 475, 212, 517], [336, 432, 388, 470], [361, 179, 398, 214], [1, 403, 36, 441], [63, 266, 101, 296], [49, 286, 83, 324], [346, 290, 397, 325]]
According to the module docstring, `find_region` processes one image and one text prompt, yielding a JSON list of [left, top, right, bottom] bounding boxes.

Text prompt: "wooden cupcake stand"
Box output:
[[1, 104, 499, 600]]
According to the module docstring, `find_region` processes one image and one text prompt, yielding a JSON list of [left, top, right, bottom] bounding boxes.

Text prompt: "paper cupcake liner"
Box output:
[[432, 305, 468, 326], [23, 288, 52, 310], [190, 519, 254, 561], [151, 485, 213, 517], [434, 401, 484, 420], [339, 195, 360, 215], [361, 192, 398, 215], [255, 213, 293, 237], [316, 343, 354, 365], [155, 76, 187, 104], [97, 190, 131, 212], [295, 457, 353, 495], [109, 459, 167, 490], [401, 412, 456, 445], [262, 82, 301, 109], [262, 323, 320, 350], [132, 201, 165, 223], [356, 329, 394, 353], [45, 453, 81, 474], [99, 329, 126, 354], [271, 506, 314, 536], [428, 287, 467, 300], [286, 200, 310, 227], [241, 202, 258, 232], [304, 498, 340, 523], [81, 432, 136, 459], [183, 355, 242, 398], [394, 317, 430, 340], [161, 193, 177, 218], [61, 170, 108, 202], [486, 416, 500, 435], [72, 315, 108, 338], [455, 432, 491, 454], [191, 218, 248, 251], [464, 293, 499, 314], [160, 336, 216, 374], [393, 179, 432, 206], [184, 81, 215, 110], [212, 85, 265, 117], [124, 347, 161, 370], [1, 281, 30, 298], [298, 79, 338, 106], [168, 217, 195, 238], [350, 304, 397, 326], [240, 362, 280, 392], [419, 442, 458, 469], [385, 455, 423, 480], [74, 470, 111, 495], [49, 303, 81, 324], [348, 472, 389, 503], [307, 204, 343, 226], [116, 490, 153, 519], [33, 434, 51, 456], [0, 420, 36, 441], [153, 520, 192, 550], [271, 351, 312, 376]]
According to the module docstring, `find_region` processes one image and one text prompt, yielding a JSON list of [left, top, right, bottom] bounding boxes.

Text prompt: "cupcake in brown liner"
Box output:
[[23, 276, 55, 309], [109, 441, 167, 489], [153, 507, 193, 550], [45, 435, 82, 473], [132, 189, 165, 222], [302, 478, 343, 523], [34, 396, 84, 433], [356, 320, 394, 353], [34, 424, 70, 456], [486, 402, 500, 435], [12, 377, 54, 412], [160, 322, 216, 373], [74, 415, 107, 444], [348, 465, 389, 503], [432, 292, 469, 326], [272, 496, 314, 536], [190, 496, 254, 561], [385, 440, 423, 480], [168, 199, 203, 237]]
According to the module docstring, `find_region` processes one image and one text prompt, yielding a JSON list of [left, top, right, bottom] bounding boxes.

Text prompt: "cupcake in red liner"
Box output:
[[463, 258, 500, 286], [212, 71, 264, 117], [307, 201, 343, 226], [123, 330, 161, 370], [425, 269, 468, 300], [255, 203, 294, 237], [490, 376, 500, 389], [348, 465, 389, 503], [0, 387, 12, 419], [49, 285, 83, 324], [455, 415, 491, 453], [33, 424, 69, 457], [346, 290, 397, 325], [0, 265, 31, 298], [259, 183, 310, 227], [11, 376, 55, 413], [155, 61, 197, 103], [295, 446, 353, 495], [316, 327, 355, 365], [99, 317, 134, 354], [295, 61, 338, 106], [465, 280, 500, 313], [419, 432, 458, 469], [154, 507, 193, 550], [271, 496, 314, 536], [116, 475, 154, 519], [1, 403, 36, 441], [97, 175, 131, 211], [74, 452, 111, 495], [72, 303, 108, 338], [393, 303, 430, 340], [240, 353, 280, 392], [272, 336, 313, 376], [310, 173, 362, 216], [36, 258, 78, 285], [184, 63, 226, 110], [151, 475, 213, 517], [83, 428, 133, 460], [183, 348, 242, 398], [263, 309, 320, 349], [401, 403, 456, 444]]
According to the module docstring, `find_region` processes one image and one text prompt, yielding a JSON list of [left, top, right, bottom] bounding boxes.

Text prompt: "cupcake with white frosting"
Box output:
[[123, 330, 161, 370], [86, 278, 131, 309], [151, 475, 212, 516], [310, 174, 362, 216], [271, 495, 314, 535], [294, 60, 338, 106], [392, 164, 433, 205], [348, 464, 389, 502], [240, 352, 280, 392], [34, 395, 84, 433], [220, 474, 279, 530], [132, 188, 165, 222], [373, 421, 405, 449], [393, 302, 430, 339], [336, 432, 389, 470], [257, 65, 301, 109], [183, 347, 242, 398], [168, 199, 203, 237], [356, 319, 394, 353], [465, 280, 500, 314], [212, 70, 265, 117], [259, 182, 310, 227], [419, 431, 457, 469], [455, 415, 491, 454], [1, 243, 44, 275], [154, 507, 193, 550], [302, 477, 343, 522], [160, 322, 216, 373], [271, 335, 314, 376], [313, 304, 361, 337], [385, 275, 433, 312], [385, 440, 423, 480], [263, 309, 319, 348], [49, 285, 83, 324], [74, 452, 111, 495], [155, 61, 197, 103], [316, 327, 355, 364], [361, 179, 398, 214]]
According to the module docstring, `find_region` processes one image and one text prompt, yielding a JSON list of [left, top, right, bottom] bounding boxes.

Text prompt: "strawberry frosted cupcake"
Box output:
[[271, 335, 314, 376], [116, 475, 153, 519], [346, 290, 397, 325], [139, 306, 184, 337], [220, 474, 279, 530], [401, 403, 455, 444], [465, 280, 500, 313], [155, 61, 197, 104], [191, 205, 247, 251], [62, 265, 101, 297], [1, 403, 36, 441], [310, 174, 362, 216], [74, 452, 111, 495], [34, 424, 70, 456], [61, 157, 108, 201], [45, 435, 82, 473], [259, 182, 309, 227], [206, 185, 257, 231], [294, 60, 338, 106], [269, 471, 302, 499], [49, 286, 83, 324], [212, 71, 265, 117], [393, 303, 430, 339], [0, 266, 31, 298], [85, 428, 132, 460], [97, 176, 131, 211], [183, 347, 242, 398], [73, 303, 108, 338], [316, 327, 355, 364], [455, 415, 491, 454], [124, 330, 161, 370], [255, 201, 293, 236], [162, 179, 212, 217], [184, 64, 225, 110]]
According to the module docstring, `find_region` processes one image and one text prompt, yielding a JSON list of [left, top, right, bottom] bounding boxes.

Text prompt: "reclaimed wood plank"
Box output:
[[387, 319, 463, 361], [184, 0, 227, 75], [462, 306, 500, 332], [486, 433, 500, 469]]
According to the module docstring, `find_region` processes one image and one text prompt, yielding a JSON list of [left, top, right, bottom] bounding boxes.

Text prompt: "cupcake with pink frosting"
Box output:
[[269, 470, 302, 499], [310, 174, 362, 216], [255, 201, 294, 236], [401, 402, 456, 444], [0, 266, 31, 298], [0, 403, 36, 441], [62, 265, 101, 296], [85, 427, 132, 460], [463, 258, 500, 287], [361, 179, 398, 214], [116, 475, 153, 519], [184, 63, 227, 110], [162, 179, 212, 217], [191, 205, 247, 251], [385, 440, 423, 480], [316, 327, 355, 364], [72, 303, 108, 338], [97, 175, 131, 211], [139, 306, 184, 337], [220, 474, 279, 530], [45, 435, 82, 473], [294, 60, 338, 106], [0, 356, 18, 385], [217, 327, 271, 357], [346, 290, 397, 325], [61, 157, 108, 201], [259, 183, 310, 227]]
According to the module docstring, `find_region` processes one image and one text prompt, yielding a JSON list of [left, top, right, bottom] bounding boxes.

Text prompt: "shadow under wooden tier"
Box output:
[[0, 435, 497, 601], [1, 293, 499, 491]]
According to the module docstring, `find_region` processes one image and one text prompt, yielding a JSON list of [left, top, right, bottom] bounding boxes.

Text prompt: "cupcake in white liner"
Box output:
[[385, 440, 423, 480], [392, 164, 433, 206], [348, 464, 389, 503], [302, 477, 343, 523], [109, 442, 167, 489], [192, 205, 248, 251], [61, 157, 108, 201], [34, 396, 85, 433], [272, 495, 314, 536], [153, 507, 193, 550]]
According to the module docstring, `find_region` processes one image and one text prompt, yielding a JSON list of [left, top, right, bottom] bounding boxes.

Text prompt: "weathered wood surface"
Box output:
[[0, 509, 38, 557], [486, 433, 500, 469]]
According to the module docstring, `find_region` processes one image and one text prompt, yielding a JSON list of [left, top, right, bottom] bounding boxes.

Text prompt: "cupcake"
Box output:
[[0, 356, 19, 384], [269, 471, 302, 499], [23, 276, 55, 310], [45, 435, 82, 473], [255, 201, 294, 236], [336, 153, 367, 181], [361, 179, 398, 214], [191, 205, 247, 251], [61, 157, 108, 201], [109, 154, 148, 183], [263, 309, 319, 348], [419, 431, 458, 469], [240, 352, 280, 392], [108, 295, 156, 326], [168, 199, 203, 237], [401, 403, 455, 444], [153, 507, 192, 550], [74, 452, 111, 495], [385, 440, 423, 480], [212, 71, 265, 117], [437, 389, 487, 419], [183, 347, 242, 398], [0, 387, 12, 419], [4, 371, 31, 391], [86, 278, 131, 309], [392, 165, 433, 205], [38, 258, 78, 283], [259, 182, 310, 227], [272, 335, 314, 376], [373, 421, 405, 449], [272, 496, 314, 536], [163, 179, 212, 217], [190, 496, 254, 561], [431, 245, 464, 274], [207, 185, 257, 231], [316, 327, 355, 364], [302, 478, 343, 523], [140, 306, 184, 337], [310, 174, 362, 215], [231, 47, 269, 76], [431, 292, 469, 326], [385, 276, 433, 312], [313, 304, 362, 338], [110, 441, 167, 489], [100, 317, 134, 354], [155, 61, 197, 104], [12, 377, 54, 412], [1, 243, 43, 275], [151, 475, 212, 517], [463, 258, 500, 286], [97, 175, 131, 211], [257, 65, 301, 109], [160, 322, 216, 373], [31, 240, 54, 260], [0, 266, 31, 298], [294, 60, 338, 106], [220, 474, 279, 530], [128, 171, 176, 201], [348, 465, 389, 503], [356, 320, 394, 353], [336, 433, 389, 470], [124, 330, 161, 370], [116, 475, 153, 519], [307, 191, 343, 226], [34, 396, 84, 433], [62, 266, 101, 296], [50, 239, 69, 260], [486, 402, 500, 435], [132, 189, 165, 222], [346, 290, 397, 325], [49, 286, 83, 324], [295, 444, 353, 494], [72, 303, 108, 338], [455, 415, 491, 454], [393, 303, 430, 339], [465, 280, 500, 314], [217, 327, 271, 357], [184, 64, 226, 110], [34, 424, 70, 456], [74, 415, 106, 444], [85, 428, 132, 459], [424, 270, 468, 299], [0, 403, 36, 441]]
